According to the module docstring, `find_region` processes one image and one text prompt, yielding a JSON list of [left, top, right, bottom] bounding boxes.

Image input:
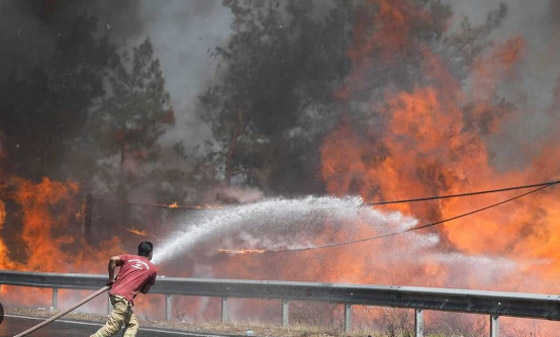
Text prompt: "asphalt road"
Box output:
[[0, 315, 227, 337]]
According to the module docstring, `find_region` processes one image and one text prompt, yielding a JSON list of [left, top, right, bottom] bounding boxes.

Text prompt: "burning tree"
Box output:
[[198, 0, 506, 196], [0, 2, 175, 269], [0, 10, 116, 182], [1, 0, 560, 334], [198, 0, 356, 192], [183, 0, 559, 333], [87, 38, 175, 234]]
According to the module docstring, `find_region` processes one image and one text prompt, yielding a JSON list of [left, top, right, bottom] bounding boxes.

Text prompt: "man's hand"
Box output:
[[105, 280, 114, 288], [108, 256, 124, 287]]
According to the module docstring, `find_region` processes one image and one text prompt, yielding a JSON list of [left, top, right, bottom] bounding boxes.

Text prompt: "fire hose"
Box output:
[[13, 285, 110, 337]]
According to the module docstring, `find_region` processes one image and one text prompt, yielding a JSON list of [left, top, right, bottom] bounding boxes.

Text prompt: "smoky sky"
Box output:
[[0, 0, 143, 76], [141, 0, 560, 171], [136, 0, 232, 145], [1, 0, 558, 177], [447, 0, 560, 171]]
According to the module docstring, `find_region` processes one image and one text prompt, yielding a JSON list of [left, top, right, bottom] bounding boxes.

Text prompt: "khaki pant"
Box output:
[[90, 295, 139, 337]]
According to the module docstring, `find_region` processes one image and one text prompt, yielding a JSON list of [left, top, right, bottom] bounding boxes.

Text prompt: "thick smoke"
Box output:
[[448, 0, 560, 171], [138, 0, 231, 146], [153, 195, 525, 291], [1, 1, 560, 334], [3, 0, 558, 180], [0, 1, 142, 77]]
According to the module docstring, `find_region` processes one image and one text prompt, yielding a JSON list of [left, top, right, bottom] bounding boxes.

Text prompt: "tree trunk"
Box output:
[[116, 142, 130, 230], [224, 108, 244, 186]]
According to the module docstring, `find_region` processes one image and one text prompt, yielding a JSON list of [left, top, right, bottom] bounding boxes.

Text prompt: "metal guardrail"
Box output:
[[1, 270, 559, 337]]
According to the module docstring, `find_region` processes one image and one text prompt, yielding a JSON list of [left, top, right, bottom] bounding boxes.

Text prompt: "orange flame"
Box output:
[[0, 199, 17, 270], [321, 0, 560, 301], [0, 175, 123, 307], [218, 249, 266, 255], [1, 2, 559, 333], [126, 228, 148, 237], [472, 37, 525, 102]]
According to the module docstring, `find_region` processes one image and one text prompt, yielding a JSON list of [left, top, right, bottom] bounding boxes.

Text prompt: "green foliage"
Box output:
[[87, 38, 175, 203], [199, 0, 356, 192], [441, 3, 507, 80], [198, 0, 508, 195], [0, 13, 117, 181], [0, 3, 176, 207], [92, 38, 173, 160]]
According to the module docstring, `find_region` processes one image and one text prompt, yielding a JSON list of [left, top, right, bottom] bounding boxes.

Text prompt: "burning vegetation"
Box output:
[[1, 0, 560, 335]]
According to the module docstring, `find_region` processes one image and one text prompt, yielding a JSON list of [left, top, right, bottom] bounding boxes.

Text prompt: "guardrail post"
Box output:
[[52, 288, 58, 310], [84, 193, 93, 245], [2, 270, 559, 337], [282, 300, 289, 327], [344, 304, 352, 332], [221, 297, 228, 322], [415, 309, 424, 337], [490, 315, 499, 337], [166, 295, 172, 321]]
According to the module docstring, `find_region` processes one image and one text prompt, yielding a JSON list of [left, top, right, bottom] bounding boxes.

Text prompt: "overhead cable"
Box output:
[[366, 179, 560, 206], [89, 179, 560, 209], [264, 182, 556, 253], [92, 197, 208, 210]]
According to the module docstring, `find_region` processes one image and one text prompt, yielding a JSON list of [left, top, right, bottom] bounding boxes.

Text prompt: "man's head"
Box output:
[[138, 241, 153, 260]]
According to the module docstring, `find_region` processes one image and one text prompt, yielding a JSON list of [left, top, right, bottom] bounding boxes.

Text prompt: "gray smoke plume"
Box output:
[[138, 0, 232, 146], [0, 1, 142, 77], [447, 0, 560, 171], [2, 0, 558, 175]]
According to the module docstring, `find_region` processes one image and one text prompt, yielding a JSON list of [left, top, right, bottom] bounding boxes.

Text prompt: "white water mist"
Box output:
[[152, 196, 417, 264], [151, 195, 541, 293]]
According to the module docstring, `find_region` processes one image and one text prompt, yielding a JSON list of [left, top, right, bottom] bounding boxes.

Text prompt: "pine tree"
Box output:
[[89, 38, 174, 226]]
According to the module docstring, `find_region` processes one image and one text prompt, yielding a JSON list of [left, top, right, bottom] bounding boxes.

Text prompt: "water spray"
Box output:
[[152, 195, 419, 264], [151, 179, 559, 264]]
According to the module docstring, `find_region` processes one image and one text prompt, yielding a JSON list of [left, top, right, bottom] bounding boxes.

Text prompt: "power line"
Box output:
[[92, 197, 209, 210], [366, 179, 560, 206], [264, 182, 556, 253], [88, 179, 560, 209]]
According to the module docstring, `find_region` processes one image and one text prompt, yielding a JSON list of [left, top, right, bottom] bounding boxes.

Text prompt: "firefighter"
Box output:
[[89, 241, 157, 337]]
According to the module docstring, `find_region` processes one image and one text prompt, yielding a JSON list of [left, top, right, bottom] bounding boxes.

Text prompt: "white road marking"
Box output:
[[4, 314, 227, 336]]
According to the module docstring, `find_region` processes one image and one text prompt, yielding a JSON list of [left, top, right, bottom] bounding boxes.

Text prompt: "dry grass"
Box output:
[[5, 306, 424, 337]]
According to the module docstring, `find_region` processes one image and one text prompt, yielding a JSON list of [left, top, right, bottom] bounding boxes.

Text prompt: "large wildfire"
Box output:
[[319, 0, 560, 290], [1, 0, 560, 335]]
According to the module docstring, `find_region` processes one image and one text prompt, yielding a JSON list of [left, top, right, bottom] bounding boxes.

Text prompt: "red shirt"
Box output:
[[110, 254, 157, 305]]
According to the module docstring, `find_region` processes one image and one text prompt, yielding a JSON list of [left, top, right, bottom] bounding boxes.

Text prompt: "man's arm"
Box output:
[[140, 273, 157, 294], [140, 282, 152, 294], [108, 256, 124, 284]]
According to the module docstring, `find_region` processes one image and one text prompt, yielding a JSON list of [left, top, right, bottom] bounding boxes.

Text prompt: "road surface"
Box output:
[[0, 315, 229, 337]]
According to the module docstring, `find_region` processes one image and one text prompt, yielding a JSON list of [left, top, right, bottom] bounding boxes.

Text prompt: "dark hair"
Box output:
[[138, 241, 153, 257]]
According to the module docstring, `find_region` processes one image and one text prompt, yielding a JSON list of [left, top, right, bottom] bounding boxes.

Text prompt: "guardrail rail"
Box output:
[[1, 270, 559, 337]]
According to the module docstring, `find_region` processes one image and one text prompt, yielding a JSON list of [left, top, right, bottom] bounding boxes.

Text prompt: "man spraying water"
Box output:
[[89, 241, 158, 337]]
